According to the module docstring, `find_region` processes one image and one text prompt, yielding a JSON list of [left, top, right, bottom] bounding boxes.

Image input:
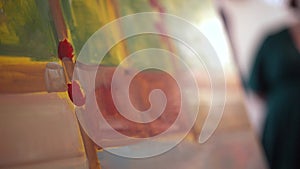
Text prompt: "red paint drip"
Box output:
[[58, 39, 74, 60], [67, 81, 86, 106]]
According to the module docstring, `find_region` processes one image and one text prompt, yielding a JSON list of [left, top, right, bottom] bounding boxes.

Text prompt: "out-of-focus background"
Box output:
[[0, 0, 295, 168]]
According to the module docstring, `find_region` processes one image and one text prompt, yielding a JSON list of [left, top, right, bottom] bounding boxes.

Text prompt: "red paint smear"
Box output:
[[95, 68, 182, 138], [149, 0, 176, 54], [149, 0, 165, 13], [67, 81, 86, 106]]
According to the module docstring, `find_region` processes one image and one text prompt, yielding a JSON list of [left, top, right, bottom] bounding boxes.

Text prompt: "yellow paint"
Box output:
[[0, 56, 46, 64], [97, 0, 127, 63], [57, 92, 76, 110]]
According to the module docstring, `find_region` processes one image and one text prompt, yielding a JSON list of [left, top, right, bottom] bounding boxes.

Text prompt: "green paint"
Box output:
[[0, 0, 58, 61], [60, 0, 119, 65]]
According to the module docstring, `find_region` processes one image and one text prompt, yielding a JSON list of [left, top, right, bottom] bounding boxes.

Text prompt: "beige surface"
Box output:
[[0, 93, 88, 169], [98, 131, 266, 169]]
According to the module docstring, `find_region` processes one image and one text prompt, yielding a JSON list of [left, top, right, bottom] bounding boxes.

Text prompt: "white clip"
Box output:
[[45, 62, 67, 92]]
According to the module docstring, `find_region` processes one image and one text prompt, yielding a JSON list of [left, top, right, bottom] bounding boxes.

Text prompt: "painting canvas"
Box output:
[[0, 1, 267, 169]]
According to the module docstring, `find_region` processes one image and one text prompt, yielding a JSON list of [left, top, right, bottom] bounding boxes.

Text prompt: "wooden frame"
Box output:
[[48, 1, 101, 168]]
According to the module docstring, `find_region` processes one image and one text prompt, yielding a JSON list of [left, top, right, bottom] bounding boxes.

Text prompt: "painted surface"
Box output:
[[0, 93, 88, 169], [0, 0, 57, 61], [0, 56, 47, 93], [0, 0, 267, 169]]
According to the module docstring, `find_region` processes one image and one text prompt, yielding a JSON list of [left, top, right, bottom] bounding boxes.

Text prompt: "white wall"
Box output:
[[220, 0, 295, 136]]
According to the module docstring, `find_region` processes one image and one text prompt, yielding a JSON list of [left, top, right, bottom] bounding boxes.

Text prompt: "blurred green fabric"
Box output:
[[249, 28, 300, 169]]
